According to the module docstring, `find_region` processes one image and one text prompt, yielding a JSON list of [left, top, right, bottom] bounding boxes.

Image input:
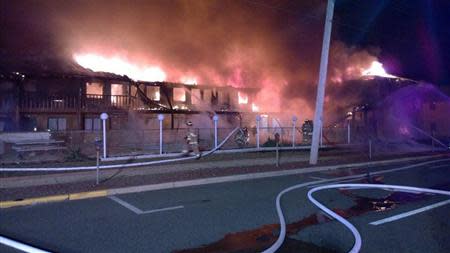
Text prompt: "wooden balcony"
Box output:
[[83, 94, 133, 112], [18, 93, 135, 113], [20, 93, 79, 112]]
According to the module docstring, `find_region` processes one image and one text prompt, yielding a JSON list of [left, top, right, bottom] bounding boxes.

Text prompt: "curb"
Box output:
[[1, 154, 447, 209]]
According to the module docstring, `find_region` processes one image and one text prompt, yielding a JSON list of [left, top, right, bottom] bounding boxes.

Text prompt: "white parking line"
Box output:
[[141, 205, 184, 214], [109, 195, 184, 215], [428, 164, 450, 170], [109, 196, 142, 214], [309, 176, 327, 180], [370, 199, 450, 226]]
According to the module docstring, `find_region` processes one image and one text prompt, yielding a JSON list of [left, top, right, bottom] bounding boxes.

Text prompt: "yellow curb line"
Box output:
[[0, 194, 68, 209], [0, 190, 108, 209], [69, 190, 108, 200]]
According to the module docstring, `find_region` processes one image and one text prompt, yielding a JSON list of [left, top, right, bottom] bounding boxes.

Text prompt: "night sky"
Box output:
[[1, 0, 449, 89]]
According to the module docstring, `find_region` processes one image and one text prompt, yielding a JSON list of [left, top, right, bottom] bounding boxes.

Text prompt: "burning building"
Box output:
[[334, 73, 450, 145], [0, 63, 260, 132]]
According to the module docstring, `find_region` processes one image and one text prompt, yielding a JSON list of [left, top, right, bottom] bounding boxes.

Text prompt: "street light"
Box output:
[[100, 112, 108, 159], [213, 114, 219, 148], [158, 114, 164, 155]]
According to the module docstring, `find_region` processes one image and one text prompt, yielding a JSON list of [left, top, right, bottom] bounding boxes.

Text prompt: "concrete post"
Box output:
[[256, 115, 261, 149], [100, 113, 108, 159], [213, 114, 219, 148], [158, 114, 164, 154], [309, 0, 335, 165], [347, 120, 351, 144]]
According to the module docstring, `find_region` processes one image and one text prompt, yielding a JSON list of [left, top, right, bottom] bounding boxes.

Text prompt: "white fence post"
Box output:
[[213, 114, 219, 148], [256, 115, 261, 149], [158, 114, 164, 154], [347, 119, 351, 144], [100, 113, 108, 159], [292, 116, 297, 148]]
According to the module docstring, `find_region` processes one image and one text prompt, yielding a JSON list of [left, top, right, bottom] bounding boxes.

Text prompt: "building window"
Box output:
[[191, 89, 201, 104], [84, 118, 101, 131], [173, 88, 186, 102], [203, 89, 211, 103], [48, 117, 67, 131], [146, 86, 160, 101], [111, 84, 128, 105], [111, 84, 127, 96], [86, 82, 103, 95], [238, 92, 248, 104]]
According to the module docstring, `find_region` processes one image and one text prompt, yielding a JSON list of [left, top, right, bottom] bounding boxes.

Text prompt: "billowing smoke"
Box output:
[[1, 0, 381, 122]]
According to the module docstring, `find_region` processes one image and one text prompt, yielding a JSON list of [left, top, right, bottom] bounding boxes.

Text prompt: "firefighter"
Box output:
[[302, 120, 314, 144], [234, 126, 250, 147], [184, 121, 201, 158]]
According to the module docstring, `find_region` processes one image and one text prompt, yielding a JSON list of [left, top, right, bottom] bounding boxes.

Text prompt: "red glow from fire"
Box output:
[[180, 76, 197, 85], [73, 53, 166, 81]]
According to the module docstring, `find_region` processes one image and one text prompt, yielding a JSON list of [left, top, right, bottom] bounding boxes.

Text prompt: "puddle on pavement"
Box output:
[[173, 181, 450, 253]]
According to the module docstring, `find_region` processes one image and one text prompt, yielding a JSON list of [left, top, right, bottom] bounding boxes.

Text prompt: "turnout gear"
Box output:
[[184, 121, 201, 158], [235, 127, 250, 147]]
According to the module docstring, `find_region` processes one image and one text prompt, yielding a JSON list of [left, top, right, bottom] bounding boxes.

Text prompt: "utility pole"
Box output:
[[309, 0, 335, 165]]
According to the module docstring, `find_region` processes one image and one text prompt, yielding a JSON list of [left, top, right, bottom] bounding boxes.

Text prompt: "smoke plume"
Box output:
[[1, 0, 381, 123]]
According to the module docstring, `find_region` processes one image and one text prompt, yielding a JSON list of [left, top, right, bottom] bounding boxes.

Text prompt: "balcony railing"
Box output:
[[84, 94, 133, 109], [15, 92, 246, 113], [20, 93, 79, 112], [19, 93, 135, 112]]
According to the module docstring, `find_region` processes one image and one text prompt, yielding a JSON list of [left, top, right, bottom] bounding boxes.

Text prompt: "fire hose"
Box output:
[[262, 183, 450, 253], [0, 127, 240, 172]]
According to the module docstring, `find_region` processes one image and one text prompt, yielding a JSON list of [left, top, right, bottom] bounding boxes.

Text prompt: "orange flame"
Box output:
[[251, 103, 259, 112], [238, 92, 248, 104], [362, 61, 396, 78], [73, 53, 166, 82], [180, 76, 197, 85]]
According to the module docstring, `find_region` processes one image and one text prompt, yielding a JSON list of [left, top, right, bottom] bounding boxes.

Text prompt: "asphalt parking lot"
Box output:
[[1, 158, 449, 253]]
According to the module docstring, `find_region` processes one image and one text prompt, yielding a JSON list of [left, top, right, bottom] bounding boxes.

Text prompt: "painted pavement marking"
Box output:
[[370, 199, 450, 226], [108, 195, 184, 215], [309, 176, 327, 180], [427, 164, 450, 170]]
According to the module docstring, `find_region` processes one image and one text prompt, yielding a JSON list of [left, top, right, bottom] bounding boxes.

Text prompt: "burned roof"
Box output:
[[0, 54, 129, 81]]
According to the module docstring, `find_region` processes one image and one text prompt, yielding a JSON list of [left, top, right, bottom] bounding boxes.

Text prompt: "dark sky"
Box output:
[[334, 0, 450, 86]]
